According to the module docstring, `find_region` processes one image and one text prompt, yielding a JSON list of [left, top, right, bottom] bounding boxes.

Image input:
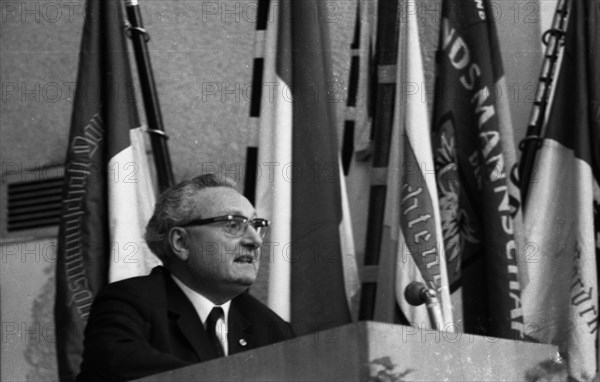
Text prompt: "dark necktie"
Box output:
[[206, 307, 225, 357]]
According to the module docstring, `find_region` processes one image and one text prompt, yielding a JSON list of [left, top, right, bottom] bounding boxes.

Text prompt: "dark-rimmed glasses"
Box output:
[[181, 215, 270, 239]]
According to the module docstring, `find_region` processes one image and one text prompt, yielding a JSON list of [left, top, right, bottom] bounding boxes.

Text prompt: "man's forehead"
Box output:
[[192, 187, 255, 217]]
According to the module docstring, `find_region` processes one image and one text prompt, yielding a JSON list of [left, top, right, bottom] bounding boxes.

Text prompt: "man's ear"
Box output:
[[168, 227, 190, 261]]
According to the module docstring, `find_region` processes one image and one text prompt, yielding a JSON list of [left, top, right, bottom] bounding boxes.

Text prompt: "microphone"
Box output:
[[404, 281, 444, 330]]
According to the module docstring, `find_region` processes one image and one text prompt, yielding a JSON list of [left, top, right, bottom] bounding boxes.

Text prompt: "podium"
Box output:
[[135, 321, 558, 381]]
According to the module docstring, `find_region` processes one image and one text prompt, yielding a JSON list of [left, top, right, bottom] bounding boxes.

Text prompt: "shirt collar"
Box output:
[[170, 274, 231, 326]]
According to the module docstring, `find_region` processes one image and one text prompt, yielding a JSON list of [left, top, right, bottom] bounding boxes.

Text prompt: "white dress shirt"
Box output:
[[171, 275, 231, 355]]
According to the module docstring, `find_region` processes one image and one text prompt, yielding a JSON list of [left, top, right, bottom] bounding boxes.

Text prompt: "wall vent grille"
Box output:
[[7, 177, 64, 232]]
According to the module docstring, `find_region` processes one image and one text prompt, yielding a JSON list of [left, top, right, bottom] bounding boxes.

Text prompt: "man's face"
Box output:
[[182, 187, 263, 295]]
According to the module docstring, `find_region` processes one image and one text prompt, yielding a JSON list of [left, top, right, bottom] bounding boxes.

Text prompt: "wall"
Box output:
[[1, 239, 57, 381], [1, 0, 547, 179]]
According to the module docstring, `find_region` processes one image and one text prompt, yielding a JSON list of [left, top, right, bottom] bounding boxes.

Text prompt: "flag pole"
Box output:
[[518, 0, 571, 204], [358, 0, 401, 321], [125, 0, 174, 191]]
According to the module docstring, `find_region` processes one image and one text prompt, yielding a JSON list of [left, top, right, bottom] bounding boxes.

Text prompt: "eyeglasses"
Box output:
[[181, 215, 270, 239]]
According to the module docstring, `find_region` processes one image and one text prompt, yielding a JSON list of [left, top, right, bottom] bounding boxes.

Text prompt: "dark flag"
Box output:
[[288, 0, 358, 331], [254, 0, 360, 330], [54, 0, 158, 380], [521, 0, 600, 379], [431, 0, 525, 338]]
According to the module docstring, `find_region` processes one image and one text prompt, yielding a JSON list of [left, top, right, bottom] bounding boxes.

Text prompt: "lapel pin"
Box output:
[[239, 338, 248, 347]]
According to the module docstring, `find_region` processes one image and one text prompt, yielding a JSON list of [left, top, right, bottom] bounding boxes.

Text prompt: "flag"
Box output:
[[430, 0, 525, 338], [521, 0, 600, 379], [254, 0, 360, 331], [341, 0, 376, 289], [345, 0, 377, 161], [54, 0, 159, 380], [387, 0, 453, 328]]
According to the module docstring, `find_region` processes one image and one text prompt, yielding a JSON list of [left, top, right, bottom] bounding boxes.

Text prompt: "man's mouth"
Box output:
[[234, 254, 256, 264]]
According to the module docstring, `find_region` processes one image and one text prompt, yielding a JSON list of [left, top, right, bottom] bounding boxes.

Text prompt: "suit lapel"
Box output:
[[228, 297, 256, 355], [164, 272, 219, 362]]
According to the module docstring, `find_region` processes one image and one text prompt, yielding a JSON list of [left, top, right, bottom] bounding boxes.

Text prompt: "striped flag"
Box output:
[[521, 0, 600, 379], [254, 0, 360, 331], [390, 0, 453, 328], [430, 0, 525, 338], [54, 0, 159, 380]]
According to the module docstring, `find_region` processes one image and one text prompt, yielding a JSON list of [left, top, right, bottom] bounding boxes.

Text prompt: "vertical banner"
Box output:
[[521, 0, 600, 380], [431, 0, 524, 338], [255, 0, 360, 330], [390, 0, 453, 329], [54, 0, 158, 380], [255, 0, 293, 321], [288, 0, 354, 332]]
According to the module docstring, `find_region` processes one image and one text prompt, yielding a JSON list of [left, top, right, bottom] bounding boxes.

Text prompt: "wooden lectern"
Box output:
[[135, 321, 558, 381]]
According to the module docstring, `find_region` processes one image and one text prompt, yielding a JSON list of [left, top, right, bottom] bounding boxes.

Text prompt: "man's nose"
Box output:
[[240, 225, 263, 249]]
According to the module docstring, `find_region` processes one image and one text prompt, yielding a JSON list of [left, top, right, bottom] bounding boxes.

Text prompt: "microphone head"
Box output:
[[404, 281, 428, 306]]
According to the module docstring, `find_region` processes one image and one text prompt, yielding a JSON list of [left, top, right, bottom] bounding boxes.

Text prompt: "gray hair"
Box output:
[[145, 173, 237, 263]]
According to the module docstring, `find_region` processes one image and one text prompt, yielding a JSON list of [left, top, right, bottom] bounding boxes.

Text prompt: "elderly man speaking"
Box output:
[[77, 174, 294, 382]]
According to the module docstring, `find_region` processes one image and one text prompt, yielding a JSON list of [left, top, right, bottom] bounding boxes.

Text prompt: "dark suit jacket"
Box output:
[[77, 266, 294, 382]]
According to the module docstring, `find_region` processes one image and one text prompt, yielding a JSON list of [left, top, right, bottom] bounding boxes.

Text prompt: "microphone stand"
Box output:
[[422, 288, 444, 331], [405, 281, 444, 330]]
